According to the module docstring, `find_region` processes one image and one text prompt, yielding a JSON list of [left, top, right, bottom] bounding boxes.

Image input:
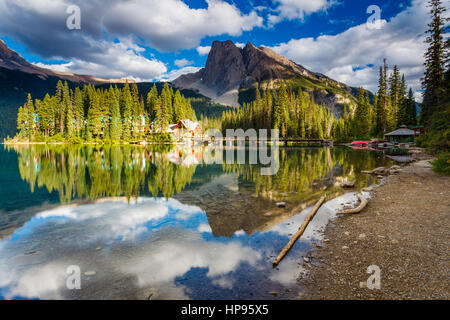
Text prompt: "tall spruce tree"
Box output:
[[421, 0, 447, 126]]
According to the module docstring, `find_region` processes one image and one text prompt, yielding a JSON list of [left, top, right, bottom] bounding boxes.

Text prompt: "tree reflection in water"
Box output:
[[6, 144, 393, 206]]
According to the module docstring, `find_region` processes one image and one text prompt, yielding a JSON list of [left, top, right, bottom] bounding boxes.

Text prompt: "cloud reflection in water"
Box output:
[[0, 197, 262, 299]]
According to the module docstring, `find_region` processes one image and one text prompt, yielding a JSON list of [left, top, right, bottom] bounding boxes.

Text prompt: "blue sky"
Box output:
[[0, 0, 446, 97]]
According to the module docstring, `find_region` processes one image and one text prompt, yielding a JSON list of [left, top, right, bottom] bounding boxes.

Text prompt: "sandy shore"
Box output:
[[300, 155, 450, 300]]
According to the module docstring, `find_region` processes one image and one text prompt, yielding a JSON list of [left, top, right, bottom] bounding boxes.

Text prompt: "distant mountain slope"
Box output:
[[0, 40, 139, 139], [0, 67, 228, 139], [0, 66, 73, 139], [0, 39, 131, 85], [173, 40, 371, 116]]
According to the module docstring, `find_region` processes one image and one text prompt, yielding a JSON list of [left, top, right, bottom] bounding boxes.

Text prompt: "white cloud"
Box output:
[[197, 46, 212, 56], [103, 0, 263, 52], [33, 40, 168, 81], [0, 0, 263, 80], [268, 0, 334, 24], [174, 58, 194, 68], [158, 66, 202, 82], [271, 0, 436, 95], [198, 223, 213, 233]]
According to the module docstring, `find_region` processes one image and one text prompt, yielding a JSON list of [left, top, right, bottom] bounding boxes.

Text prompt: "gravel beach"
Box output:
[[300, 157, 450, 300]]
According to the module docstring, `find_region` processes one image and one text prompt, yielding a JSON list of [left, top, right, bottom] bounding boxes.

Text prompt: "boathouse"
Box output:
[[384, 125, 416, 143]]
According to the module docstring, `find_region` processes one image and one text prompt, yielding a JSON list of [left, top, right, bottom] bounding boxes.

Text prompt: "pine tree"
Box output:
[[64, 82, 75, 138], [121, 82, 133, 141], [25, 94, 35, 139], [109, 88, 122, 141], [421, 0, 447, 126], [55, 80, 65, 134], [396, 74, 407, 126], [375, 61, 389, 135], [389, 65, 401, 129], [147, 83, 159, 122], [407, 89, 417, 126]]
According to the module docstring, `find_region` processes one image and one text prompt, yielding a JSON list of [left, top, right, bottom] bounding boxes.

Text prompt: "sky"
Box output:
[[0, 0, 448, 100]]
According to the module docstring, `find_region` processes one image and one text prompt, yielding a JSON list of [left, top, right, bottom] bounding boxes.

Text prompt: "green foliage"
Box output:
[[222, 87, 336, 139], [7, 144, 394, 204], [432, 154, 450, 176], [417, 0, 450, 153], [45, 132, 66, 143], [373, 60, 418, 137], [12, 81, 197, 143], [421, 0, 447, 127], [147, 133, 175, 143]]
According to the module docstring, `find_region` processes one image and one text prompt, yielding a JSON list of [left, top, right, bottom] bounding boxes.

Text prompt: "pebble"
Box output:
[[342, 246, 349, 250], [84, 271, 96, 276], [359, 233, 366, 239]]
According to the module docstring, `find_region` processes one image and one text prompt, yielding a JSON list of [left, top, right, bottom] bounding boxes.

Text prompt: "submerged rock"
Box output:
[[372, 167, 389, 175], [276, 202, 286, 208], [341, 181, 356, 188]]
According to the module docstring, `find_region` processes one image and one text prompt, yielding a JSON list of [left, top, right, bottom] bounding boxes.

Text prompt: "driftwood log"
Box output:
[[273, 196, 326, 267], [337, 194, 368, 215]]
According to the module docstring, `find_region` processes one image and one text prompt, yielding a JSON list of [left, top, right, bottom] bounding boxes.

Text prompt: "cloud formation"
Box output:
[[174, 58, 194, 68], [0, 0, 263, 80], [271, 0, 434, 95], [197, 46, 212, 56], [268, 0, 334, 24], [103, 0, 263, 52]]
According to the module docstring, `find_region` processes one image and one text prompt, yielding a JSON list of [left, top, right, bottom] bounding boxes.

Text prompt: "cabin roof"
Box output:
[[385, 127, 415, 136], [174, 119, 201, 131]]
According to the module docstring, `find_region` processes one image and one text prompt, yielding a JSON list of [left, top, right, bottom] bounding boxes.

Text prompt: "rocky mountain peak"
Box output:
[[0, 39, 36, 72], [202, 40, 246, 96], [172, 40, 359, 113]]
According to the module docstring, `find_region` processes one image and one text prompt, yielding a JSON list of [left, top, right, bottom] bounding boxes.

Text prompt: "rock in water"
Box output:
[[372, 167, 389, 175], [276, 202, 286, 208], [341, 181, 356, 188]]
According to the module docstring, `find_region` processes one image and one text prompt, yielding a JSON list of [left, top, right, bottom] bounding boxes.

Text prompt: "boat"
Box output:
[[350, 141, 369, 147], [370, 139, 393, 149]]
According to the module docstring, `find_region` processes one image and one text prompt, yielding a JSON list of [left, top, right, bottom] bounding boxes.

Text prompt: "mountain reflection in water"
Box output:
[[0, 145, 394, 299]]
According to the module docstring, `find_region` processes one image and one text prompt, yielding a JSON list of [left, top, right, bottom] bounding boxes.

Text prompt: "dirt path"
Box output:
[[300, 158, 450, 300]]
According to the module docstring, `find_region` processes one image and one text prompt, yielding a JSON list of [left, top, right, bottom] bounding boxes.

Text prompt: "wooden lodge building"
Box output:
[[167, 119, 203, 138], [384, 125, 421, 143]]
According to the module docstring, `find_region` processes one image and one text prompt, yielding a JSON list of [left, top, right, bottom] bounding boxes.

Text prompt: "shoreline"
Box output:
[[298, 153, 450, 300]]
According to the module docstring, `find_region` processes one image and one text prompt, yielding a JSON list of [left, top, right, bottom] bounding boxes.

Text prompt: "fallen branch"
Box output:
[[273, 196, 326, 267], [337, 194, 368, 215]]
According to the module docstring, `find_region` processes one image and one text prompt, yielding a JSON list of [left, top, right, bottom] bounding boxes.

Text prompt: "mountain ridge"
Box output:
[[172, 40, 367, 116], [0, 39, 133, 85]]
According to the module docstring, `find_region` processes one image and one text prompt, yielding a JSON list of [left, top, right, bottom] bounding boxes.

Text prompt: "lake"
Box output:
[[0, 144, 394, 300]]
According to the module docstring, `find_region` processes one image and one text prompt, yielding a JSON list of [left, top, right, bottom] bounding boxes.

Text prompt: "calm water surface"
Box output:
[[0, 144, 394, 300]]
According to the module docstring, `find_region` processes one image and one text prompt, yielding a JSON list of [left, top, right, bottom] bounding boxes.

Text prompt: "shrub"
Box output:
[[147, 133, 175, 143], [67, 136, 84, 144], [45, 133, 66, 143], [432, 154, 450, 176]]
